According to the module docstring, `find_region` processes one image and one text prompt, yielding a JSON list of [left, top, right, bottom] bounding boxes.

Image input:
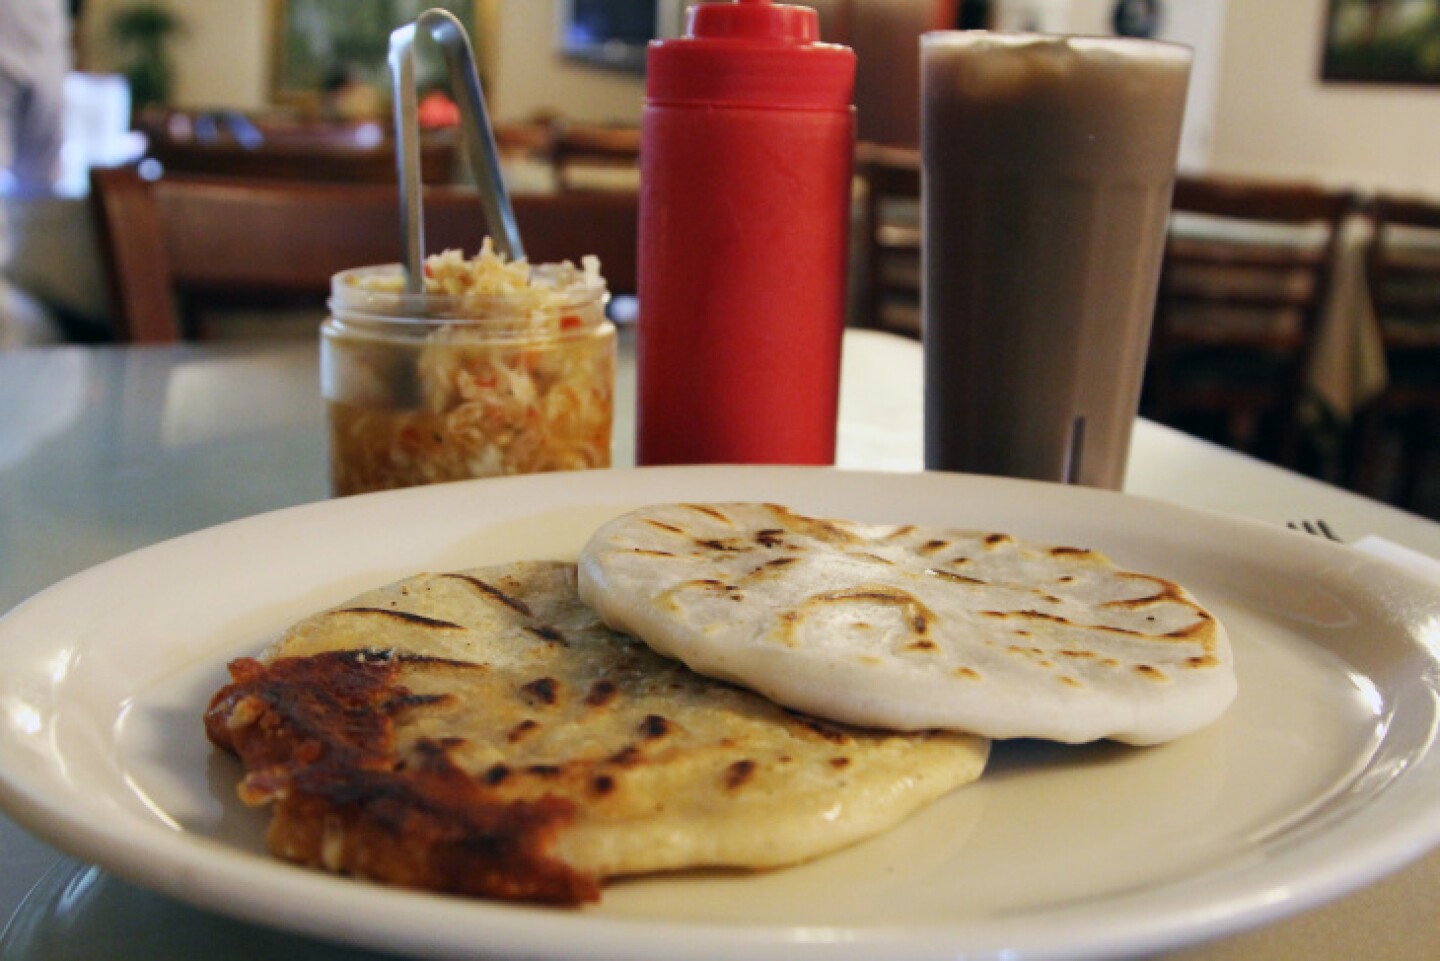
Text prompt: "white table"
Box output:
[[2, 329, 1438, 960]]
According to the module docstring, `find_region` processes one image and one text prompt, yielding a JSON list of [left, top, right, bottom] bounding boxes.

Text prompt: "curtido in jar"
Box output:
[[322, 241, 615, 496]]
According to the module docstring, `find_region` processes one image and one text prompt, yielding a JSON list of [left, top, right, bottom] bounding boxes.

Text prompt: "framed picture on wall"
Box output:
[[1321, 0, 1440, 84], [270, 0, 498, 111]]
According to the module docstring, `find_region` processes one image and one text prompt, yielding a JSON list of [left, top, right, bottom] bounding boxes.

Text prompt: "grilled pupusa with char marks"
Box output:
[[206, 561, 988, 905], [579, 503, 1235, 746]]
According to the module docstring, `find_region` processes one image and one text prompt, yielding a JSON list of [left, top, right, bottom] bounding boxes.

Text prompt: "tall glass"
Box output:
[[921, 32, 1191, 488]]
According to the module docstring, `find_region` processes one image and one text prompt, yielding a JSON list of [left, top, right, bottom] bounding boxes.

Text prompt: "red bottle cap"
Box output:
[[647, 0, 855, 110]]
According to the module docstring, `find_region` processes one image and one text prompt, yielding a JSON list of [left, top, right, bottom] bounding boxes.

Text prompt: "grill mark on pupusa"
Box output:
[[683, 504, 734, 524], [927, 568, 986, 586], [1165, 619, 1212, 641], [980, 609, 1156, 640], [724, 759, 757, 789], [608, 744, 643, 767], [784, 712, 852, 745], [1106, 573, 1187, 606], [584, 678, 618, 707], [740, 556, 800, 584], [639, 714, 673, 739], [442, 574, 533, 618], [508, 719, 541, 743], [777, 586, 936, 647], [520, 677, 561, 706], [763, 504, 860, 546], [524, 624, 568, 645], [693, 537, 748, 553], [675, 578, 745, 601], [386, 693, 455, 715], [335, 608, 465, 631], [345, 648, 485, 671]]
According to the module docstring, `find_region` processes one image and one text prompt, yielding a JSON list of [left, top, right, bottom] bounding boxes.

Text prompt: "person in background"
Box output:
[[0, 0, 71, 346]]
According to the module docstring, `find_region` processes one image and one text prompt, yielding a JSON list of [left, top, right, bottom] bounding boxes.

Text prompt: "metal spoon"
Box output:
[[389, 8, 525, 294]]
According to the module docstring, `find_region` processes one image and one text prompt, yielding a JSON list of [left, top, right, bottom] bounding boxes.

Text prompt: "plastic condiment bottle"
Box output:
[[635, 0, 856, 465]]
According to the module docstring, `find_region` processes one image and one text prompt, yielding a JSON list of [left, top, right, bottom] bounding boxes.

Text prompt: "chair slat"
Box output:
[[90, 167, 638, 342], [856, 142, 922, 339], [1143, 173, 1358, 470], [1351, 193, 1440, 510]]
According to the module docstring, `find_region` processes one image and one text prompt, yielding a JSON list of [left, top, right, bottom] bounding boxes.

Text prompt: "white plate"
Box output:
[[2, 467, 1439, 961]]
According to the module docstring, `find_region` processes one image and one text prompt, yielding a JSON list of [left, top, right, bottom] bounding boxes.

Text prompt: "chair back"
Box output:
[[1364, 193, 1440, 349], [89, 166, 638, 343], [856, 142, 922, 337], [1158, 175, 1355, 346], [1145, 174, 1358, 467], [1351, 192, 1440, 510]]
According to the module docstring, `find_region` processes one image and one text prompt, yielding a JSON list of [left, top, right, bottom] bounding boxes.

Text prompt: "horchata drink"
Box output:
[[921, 32, 1191, 489], [321, 240, 615, 496]]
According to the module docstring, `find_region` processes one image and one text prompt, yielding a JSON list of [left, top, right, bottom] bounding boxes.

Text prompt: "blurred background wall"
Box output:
[[69, 0, 1440, 196]]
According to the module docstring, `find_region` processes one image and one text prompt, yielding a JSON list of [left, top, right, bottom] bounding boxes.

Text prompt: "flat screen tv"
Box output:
[[559, 0, 659, 73]]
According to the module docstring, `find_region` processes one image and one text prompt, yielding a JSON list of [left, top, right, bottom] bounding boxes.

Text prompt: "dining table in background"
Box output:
[[2, 327, 1439, 960]]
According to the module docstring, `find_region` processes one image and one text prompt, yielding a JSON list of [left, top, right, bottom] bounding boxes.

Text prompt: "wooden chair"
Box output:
[[549, 122, 641, 193], [1351, 193, 1440, 512], [89, 166, 638, 343], [1143, 174, 1358, 470], [855, 142, 922, 338]]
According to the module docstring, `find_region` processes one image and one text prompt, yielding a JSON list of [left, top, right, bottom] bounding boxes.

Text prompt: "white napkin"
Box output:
[[1353, 535, 1440, 587]]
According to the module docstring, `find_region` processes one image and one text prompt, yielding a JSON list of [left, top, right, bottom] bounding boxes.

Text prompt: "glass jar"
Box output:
[[321, 263, 615, 496]]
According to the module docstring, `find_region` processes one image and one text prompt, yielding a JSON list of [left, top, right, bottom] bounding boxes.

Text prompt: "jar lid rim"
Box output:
[[329, 264, 609, 320]]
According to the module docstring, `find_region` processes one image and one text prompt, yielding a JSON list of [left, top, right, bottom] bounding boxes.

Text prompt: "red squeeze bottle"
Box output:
[[635, 0, 856, 465]]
